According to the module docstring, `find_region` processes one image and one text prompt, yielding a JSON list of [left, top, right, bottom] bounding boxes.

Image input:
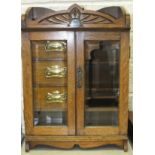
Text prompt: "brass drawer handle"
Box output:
[[46, 90, 67, 103], [45, 41, 66, 52], [45, 65, 67, 78]]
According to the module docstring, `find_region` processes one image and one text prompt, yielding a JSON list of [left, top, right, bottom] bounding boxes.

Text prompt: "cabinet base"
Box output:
[[25, 135, 128, 152]]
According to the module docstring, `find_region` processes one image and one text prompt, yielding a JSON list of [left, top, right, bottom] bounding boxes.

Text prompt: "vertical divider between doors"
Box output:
[[74, 31, 77, 136], [76, 32, 85, 135], [67, 32, 76, 135]]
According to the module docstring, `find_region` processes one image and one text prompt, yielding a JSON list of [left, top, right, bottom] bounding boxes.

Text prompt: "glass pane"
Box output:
[[85, 41, 120, 126], [34, 111, 67, 126], [31, 40, 68, 126]]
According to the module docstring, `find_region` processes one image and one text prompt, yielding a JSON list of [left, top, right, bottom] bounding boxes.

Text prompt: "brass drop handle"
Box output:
[[46, 90, 67, 103], [45, 41, 66, 52], [45, 65, 67, 78], [77, 67, 82, 88]]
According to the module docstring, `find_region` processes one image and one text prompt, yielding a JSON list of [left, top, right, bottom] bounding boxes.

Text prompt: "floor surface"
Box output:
[[21, 140, 133, 155]]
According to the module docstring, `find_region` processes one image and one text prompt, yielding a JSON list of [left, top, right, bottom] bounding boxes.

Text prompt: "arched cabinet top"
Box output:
[[22, 4, 130, 30]]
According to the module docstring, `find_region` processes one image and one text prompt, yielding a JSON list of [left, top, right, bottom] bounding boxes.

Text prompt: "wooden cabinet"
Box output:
[[22, 4, 130, 152]]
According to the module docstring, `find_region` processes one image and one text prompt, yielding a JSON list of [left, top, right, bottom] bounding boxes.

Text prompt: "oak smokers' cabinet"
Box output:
[[22, 4, 130, 152]]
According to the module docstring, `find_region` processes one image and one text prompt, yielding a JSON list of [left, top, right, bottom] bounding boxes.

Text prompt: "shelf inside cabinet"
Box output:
[[33, 83, 67, 87], [86, 96, 118, 100], [86, 98, 118, 108], [86, 60, 119, 64], [34, 107, 67, 112], [32, 58, 67, 61], [86, 107, 118, 112]]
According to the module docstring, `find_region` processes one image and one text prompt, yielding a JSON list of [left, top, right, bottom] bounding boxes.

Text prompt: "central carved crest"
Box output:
[[69, 6, 81, 27]]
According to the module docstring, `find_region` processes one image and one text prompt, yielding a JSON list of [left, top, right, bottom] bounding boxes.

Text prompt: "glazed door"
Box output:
[[76, 32, 129, 135], [23, 31, 75, 135]]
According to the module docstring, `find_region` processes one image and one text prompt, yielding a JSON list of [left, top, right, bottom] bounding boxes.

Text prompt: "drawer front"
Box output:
[[33, 61, 67, 85], [34, 87, 67, 110], [32, 41, 67, 59]]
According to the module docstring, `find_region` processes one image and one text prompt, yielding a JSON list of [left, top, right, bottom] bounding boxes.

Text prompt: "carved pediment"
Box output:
[[22, 4, 130, 29]]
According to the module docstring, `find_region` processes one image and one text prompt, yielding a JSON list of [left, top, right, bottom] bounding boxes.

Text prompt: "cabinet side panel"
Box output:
[[119, 32, 129, 134], [22, 32, 33, 134]]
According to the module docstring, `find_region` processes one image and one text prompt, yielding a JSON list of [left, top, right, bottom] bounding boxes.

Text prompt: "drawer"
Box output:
[[32, 41, 67, 59], [34, 87, 67, 110], [33, 61, 67, 85]]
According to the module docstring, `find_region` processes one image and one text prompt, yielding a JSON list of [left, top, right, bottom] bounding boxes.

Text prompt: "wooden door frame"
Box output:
[[22, 31, 76, 135], [76, 31, 129, 136]]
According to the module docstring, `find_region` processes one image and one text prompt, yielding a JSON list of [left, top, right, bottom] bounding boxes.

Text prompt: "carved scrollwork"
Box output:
[[23, 4, 129, 29], [36, 4, 121, 27]]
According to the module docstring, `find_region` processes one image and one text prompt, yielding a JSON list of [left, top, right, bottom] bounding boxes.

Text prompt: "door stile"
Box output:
[[22, 32, 34, 135], [119, 32, 129, 134]]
